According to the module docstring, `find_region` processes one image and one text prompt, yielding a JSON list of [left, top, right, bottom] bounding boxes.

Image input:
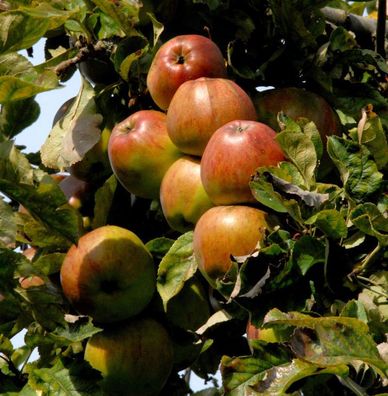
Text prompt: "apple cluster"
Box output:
[[108, 34, 287, 289], [58, 34, 341, 395]]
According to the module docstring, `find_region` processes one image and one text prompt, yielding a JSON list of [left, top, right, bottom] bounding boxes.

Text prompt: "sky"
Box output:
[[12, 38, 220, 394]]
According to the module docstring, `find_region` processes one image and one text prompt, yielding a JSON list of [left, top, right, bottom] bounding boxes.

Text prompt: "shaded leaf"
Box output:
[[40, 78, 103, 171], [145, 237, 175, 261], [157, 231, 197, 310], [292, 236, 326, 275], [327, 136, 383, 202], [32, 253, 65, 276], [92, 175, 117, 229], [0, 97, 40, 139]]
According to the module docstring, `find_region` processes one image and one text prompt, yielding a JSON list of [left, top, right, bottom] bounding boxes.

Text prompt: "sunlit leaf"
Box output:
[[292, 236, 326, 275], [305, 209, 348, 239], [0, 197, 16, 247], [40, 78, 103, 171], [92, 175, 117, 229]]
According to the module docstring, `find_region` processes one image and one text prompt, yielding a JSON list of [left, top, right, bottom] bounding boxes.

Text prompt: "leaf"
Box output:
[[0, 140, 33, 184], [327, 136, 383, 202], [292, 236, 326, 275], [145, 237, 175, 261], [32, 253, 65, 276], [0, 4, 76, 54], [0, 176, 81, 245], [91, 175, 117, 229], [156, 231, 197, 310], [305, 209, 348, 239], [196, 309, 234, 336], [91, 0, 141, 36], [49, 316, 102, 344], [0, 97, 40, 139], [263, 309, 388, 377], [350, 203, 388, 246], [28, 358, 103, 395], [40, 78, 103, 171], [276, 129, 317, 188], [0, 197, 16, 247]]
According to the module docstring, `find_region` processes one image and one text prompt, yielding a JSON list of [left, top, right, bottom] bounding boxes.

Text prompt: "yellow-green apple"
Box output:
[[147, 34, 227, 110], [60, 225, 155, 323], [166, 77, 257, 156], [85, 317, 173, 396], [254, 87, 341, 176], [193, 205, 268, 288], [160, 156, 213, 233], [108, 110, 182, 199], [201, 120, 285, 205]]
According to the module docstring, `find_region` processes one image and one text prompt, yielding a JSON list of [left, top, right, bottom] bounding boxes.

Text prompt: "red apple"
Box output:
[[85, 317, 173, 396], [193, 205, 268, 288], [160, 156, 213, 233], [201, 120, 285, 205], [60, 225, 155, 323], [108, 110, 182, 199], [167, 77, 257, 156], [254, 87, 341, 176], [147, 34, 227, 110]]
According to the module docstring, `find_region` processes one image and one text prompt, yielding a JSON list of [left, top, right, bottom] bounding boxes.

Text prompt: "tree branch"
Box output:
[[376, 0, 387, 57]]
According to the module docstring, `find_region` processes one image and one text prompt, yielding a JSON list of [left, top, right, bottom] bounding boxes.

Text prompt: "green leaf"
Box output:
[[264, 309, 388, 377], [340, 300, 368, 323], [0, 5, 76, 54], [156, 231, 197, 310], [0, 53, 58, 103], [276, 129, 317, 188], [49, 316, 102, 344], [0, 197, 16, 247], [292, 235, 326, 275], [327, 136, 383, 202], [40, 78, 103, 171], [91, 0, 140, 36], [92, 175, 117, 229], [0, 176, 81, 245], [305, 209, 348, 239], [0, 140, 33, 184], [32, 253, 65, 276], [28, 358, 103, 395], [0, 97, 39, 139], [145, 237, 175, 261], [350, 203, 388, 246]]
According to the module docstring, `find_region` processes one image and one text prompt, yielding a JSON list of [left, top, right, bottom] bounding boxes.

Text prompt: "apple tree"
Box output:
[[0, 0, 387, 394]]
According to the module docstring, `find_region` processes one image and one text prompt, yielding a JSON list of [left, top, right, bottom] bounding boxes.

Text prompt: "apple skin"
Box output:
[[160, 156, 213, 233], [193, 205, 268, 288], [201, 120, 285, 205], [85, 317, 173, 396], [254, 87, 341, 177], [108, 110, 182, 199], [167, 77, 257, 156], [147, 34, 227, 110], [60, 225, 155, 323]]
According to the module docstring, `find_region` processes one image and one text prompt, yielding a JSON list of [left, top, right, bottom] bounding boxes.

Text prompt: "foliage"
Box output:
[[0, 0, 387, 394]]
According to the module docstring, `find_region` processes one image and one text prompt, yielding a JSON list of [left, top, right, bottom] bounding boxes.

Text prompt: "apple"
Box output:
[[254, 87, 341, 176], [193, 205, 269, 288], [201, 120, 285, 205], [146, 34, 227, 110], [60, 225, 155, 323], [166, 77, 257, 156], [160, 156, 213, 233], [85, 317, 173, 396], [108, 110, 182, 199]]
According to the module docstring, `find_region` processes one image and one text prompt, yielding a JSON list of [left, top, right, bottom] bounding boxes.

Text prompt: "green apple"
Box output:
[[160, 156, 213, 233], [60, 225, 155, 323], [85, 317, 173, 396]]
